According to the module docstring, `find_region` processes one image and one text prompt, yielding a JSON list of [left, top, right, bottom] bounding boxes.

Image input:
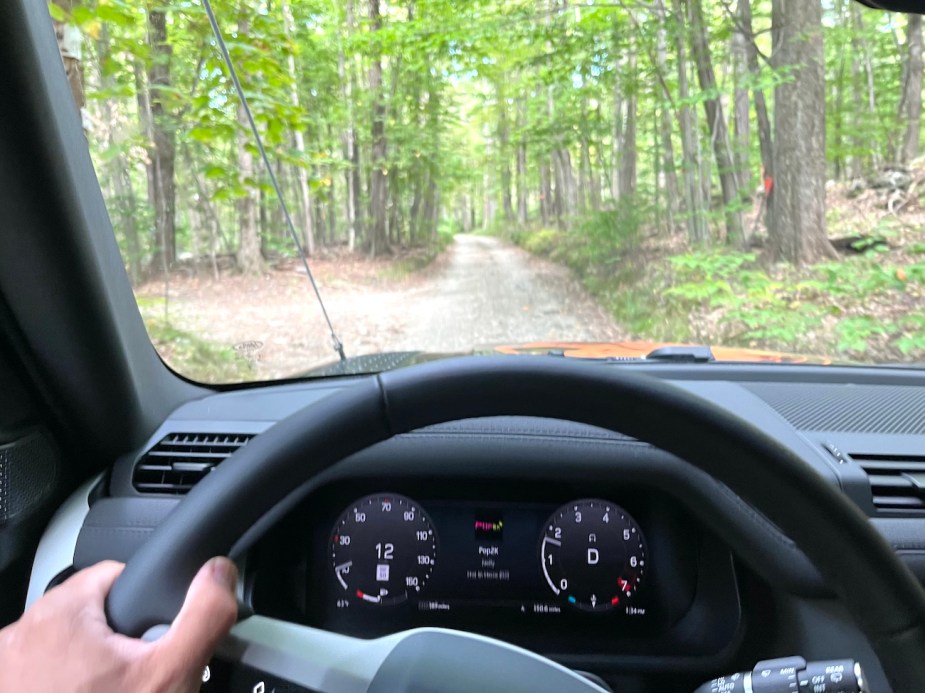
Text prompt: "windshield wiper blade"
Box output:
[[201, 0, 346, 362], [644, 346, 715, 363]]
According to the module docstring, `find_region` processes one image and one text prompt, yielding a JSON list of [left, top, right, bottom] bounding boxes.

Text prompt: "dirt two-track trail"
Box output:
[[153, 234, 625, 380]]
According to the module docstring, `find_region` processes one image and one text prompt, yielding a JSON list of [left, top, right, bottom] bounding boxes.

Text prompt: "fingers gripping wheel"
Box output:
[[106, 357, 925, 691]]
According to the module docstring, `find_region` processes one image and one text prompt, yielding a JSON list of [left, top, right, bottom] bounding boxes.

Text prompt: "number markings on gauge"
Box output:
[[539, 499, 647, 612], [330, 494, 438, 606]]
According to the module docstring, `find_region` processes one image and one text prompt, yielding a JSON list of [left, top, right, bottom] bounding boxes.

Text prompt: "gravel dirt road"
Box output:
[[144, 234, 625, 380]]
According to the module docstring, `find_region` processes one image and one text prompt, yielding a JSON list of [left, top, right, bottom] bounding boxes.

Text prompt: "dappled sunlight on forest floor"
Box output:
[[136, 235, 624, 383]]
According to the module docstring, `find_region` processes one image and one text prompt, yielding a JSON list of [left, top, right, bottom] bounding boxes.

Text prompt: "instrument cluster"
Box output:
[[328, 493, 648, 617], [248, 478, 733, 659]]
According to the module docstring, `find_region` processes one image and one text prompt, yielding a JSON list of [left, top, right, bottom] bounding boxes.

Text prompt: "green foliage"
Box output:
[[520, 228, 561, 256], [74, 0, 915, 270], [55, 0, 925, 375], [380, 224, 457, 280], [137, 298, 254, 382], [575, 204, 645, 254], [510, 221, 925, 363], [894, 313, 925, 355], [656, 251, 925, 360]]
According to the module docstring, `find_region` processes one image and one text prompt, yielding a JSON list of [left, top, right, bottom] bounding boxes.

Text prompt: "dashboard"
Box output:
[[32, 363, 925, 691]]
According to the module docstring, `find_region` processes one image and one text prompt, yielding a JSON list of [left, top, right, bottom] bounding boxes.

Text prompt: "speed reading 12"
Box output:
[[331, 493, 438, 606], [540, 499, 647, 612]]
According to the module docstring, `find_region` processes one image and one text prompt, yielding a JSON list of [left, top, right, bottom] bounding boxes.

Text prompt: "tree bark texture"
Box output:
[[672, 0, 710, 245], [689, 0, 743, 246], [900, 14, 923, 163], [145, 6, 177, 274], [282, 0, 315, 255], [769, 0, 837, 265], [368, 0, 389, 256]]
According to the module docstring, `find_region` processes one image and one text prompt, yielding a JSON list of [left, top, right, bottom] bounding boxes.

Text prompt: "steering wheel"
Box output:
[[105, 358, 925, 692]]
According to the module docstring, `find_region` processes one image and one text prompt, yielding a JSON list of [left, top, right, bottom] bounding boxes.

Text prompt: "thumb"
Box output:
[[152, 557, 238, 682]]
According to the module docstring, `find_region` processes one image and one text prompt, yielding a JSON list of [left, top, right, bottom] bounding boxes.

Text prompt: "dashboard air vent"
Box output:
[[133, 433, 254, 495], [852, 453, 925, 514]]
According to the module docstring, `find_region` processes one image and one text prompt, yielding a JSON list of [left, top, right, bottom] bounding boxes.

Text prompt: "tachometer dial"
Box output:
[[331, 493, 437, 606], [540, 499, 646, 612]]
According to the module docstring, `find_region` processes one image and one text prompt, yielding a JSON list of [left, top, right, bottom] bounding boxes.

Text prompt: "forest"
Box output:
[[48, 0, 925, 371]]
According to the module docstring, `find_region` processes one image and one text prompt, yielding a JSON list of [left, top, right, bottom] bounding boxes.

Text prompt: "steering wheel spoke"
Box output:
[[215, 616, 390, 693], [214, 616, 605, 693]]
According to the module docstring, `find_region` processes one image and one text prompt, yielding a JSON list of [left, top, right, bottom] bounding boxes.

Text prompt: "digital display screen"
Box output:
[[320, 499, 653, 642]]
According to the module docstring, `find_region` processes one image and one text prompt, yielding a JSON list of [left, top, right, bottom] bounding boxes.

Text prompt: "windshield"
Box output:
[[45, 0, 925, 382]]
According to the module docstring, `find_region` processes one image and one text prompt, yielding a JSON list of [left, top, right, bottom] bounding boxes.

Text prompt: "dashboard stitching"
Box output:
[[408, 427, 632, 441], [397, 432, 645, 448]]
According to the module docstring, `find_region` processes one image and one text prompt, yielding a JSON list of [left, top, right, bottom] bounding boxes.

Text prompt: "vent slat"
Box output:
[[145, 451, 238, 460], [866, 474, 915, 491], [853, 452, 925, 515], [133, 433, 255, 495], [872, 496, 925, 509]]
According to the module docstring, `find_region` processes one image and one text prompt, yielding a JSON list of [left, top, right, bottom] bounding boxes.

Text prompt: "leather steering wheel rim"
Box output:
[[106, 357, 925, 690]]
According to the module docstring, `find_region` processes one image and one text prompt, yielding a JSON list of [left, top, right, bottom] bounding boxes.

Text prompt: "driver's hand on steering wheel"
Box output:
[[0, 558, 238, 692]]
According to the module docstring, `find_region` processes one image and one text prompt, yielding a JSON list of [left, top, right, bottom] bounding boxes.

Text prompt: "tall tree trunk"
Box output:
[[849, 25, 867, 179], [689, 0, 743, 247], [610, 71, 624, 202], [852, 5, 880, 169], [610, 26, 625, 203], [654, 0, 679, 230], [482, 170, 495, 228], [183, 147, 227, 279], [619, 74, 638, 198], [618, 50, 637, 199], [739, 0, 773, 189], [591, 132, 604, 213], [768, 0, 837, 265], [671, 0, 709, 244], [96, 27, 141, 283], [368, 0, 389, 256], [577, 98, 591, 215], [51, 0, 85, 126], [900, 14, 924, 163], [143, 6, 177, 275], [426, 83, 442, 241], [732, 0, 751, 189], [281, 0, 315, 255], [539, 156, 552, 226], [234, 20, 263, 275], [345, 0, 364, 249], [236, 108, 263, 273], [339, 1, 358, 251], [328, 169, 338, 247], [553, 148, 576, 225], [516, 98, 529, 224], [498, 84, 515, 221], [832, 43, 847, 180], [580, 132, 592, 215]]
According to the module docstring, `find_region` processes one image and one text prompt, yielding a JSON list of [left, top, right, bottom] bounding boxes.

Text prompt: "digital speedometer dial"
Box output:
[[331, 494, 437, 606], [540, 499, 646, 612]]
